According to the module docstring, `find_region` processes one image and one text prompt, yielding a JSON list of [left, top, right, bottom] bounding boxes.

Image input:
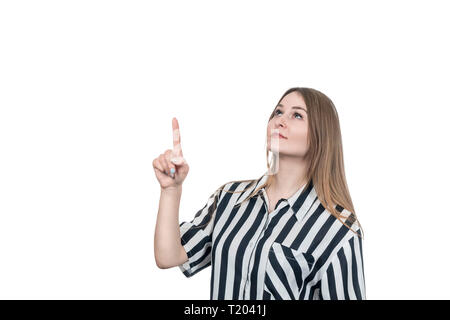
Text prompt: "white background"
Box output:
[[1, 0, 449, 299]]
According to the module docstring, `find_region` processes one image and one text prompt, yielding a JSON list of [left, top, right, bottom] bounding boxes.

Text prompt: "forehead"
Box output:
[[279, 92, 307, 110]]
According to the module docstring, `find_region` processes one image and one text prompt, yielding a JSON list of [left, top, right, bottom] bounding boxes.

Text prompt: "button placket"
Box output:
[[244, 204, 269, 298]]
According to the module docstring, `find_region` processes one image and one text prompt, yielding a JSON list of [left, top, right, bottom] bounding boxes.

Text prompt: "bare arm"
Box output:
[[154, 185, 188, 269], [152, 117, 190, 269]]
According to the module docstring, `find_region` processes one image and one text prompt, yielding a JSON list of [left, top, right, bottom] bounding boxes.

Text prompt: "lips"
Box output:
[[272, 132, 287, 139]]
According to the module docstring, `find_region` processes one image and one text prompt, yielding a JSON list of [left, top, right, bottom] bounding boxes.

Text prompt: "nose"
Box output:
[[274, 114, 287, 128]]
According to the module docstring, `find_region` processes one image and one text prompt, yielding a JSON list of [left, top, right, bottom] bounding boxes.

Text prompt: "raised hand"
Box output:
[[153, 117, 190, 189]]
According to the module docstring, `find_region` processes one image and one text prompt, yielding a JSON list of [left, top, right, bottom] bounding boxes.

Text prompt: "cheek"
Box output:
[[290, 127, 308, 144]]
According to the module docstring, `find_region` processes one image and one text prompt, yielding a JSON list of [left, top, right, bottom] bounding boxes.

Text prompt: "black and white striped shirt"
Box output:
[[178, 173, 366, 300]]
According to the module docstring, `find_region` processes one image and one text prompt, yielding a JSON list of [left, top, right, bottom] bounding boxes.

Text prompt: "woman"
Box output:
[[153, 87, 366, 300]]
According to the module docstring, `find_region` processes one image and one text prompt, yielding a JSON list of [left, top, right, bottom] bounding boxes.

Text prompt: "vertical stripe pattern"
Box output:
[[177, 174, 366, 300]]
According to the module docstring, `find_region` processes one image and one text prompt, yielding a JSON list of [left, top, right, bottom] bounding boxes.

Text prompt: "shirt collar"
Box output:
[[235, 173, 317, 216], [281, 181, 307, 208]]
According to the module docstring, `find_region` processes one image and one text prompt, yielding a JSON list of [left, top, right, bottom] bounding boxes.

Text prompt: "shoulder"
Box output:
[[321, 205, 363, 242], [214, 178, 260, 203], [219, 178, 258, 193]]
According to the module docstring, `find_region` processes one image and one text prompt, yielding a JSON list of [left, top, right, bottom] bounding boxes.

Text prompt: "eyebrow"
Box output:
[[276, 103, 308, 113]]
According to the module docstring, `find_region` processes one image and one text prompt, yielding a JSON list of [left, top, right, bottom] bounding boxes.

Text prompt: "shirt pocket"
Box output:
[[263, 241, 315, 300]]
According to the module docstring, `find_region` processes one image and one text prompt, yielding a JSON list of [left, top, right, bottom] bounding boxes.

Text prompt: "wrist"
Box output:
[[161, 185, 182, 194]]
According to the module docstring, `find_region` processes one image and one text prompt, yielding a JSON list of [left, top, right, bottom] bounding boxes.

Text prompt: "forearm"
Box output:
[[154, 186, 184, 268]]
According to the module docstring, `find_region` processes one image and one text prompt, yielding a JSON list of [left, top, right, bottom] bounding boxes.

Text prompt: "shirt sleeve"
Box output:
[[178, 186, 223, 278], [317, 232, 366, 300]]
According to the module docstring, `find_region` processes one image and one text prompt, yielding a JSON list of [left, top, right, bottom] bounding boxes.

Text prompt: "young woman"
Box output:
[[153, 87, 366, 300]]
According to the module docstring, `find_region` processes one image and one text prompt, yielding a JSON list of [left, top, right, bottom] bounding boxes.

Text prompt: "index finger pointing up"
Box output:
[[172, 117, 183, 157]]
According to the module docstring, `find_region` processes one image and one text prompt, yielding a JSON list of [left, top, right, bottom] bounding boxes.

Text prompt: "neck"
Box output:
[[269, 154, 308, 196]]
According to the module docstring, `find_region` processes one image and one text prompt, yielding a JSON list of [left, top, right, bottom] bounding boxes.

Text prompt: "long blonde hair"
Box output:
[[193, 87, 364, 240]]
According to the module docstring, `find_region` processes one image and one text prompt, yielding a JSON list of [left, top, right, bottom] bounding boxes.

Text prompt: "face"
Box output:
[[267, 92, 309, 158]]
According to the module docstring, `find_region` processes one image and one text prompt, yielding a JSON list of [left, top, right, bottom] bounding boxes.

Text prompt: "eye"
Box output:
[[274, 109, 303, 120], [294, 112, 303, 119]]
